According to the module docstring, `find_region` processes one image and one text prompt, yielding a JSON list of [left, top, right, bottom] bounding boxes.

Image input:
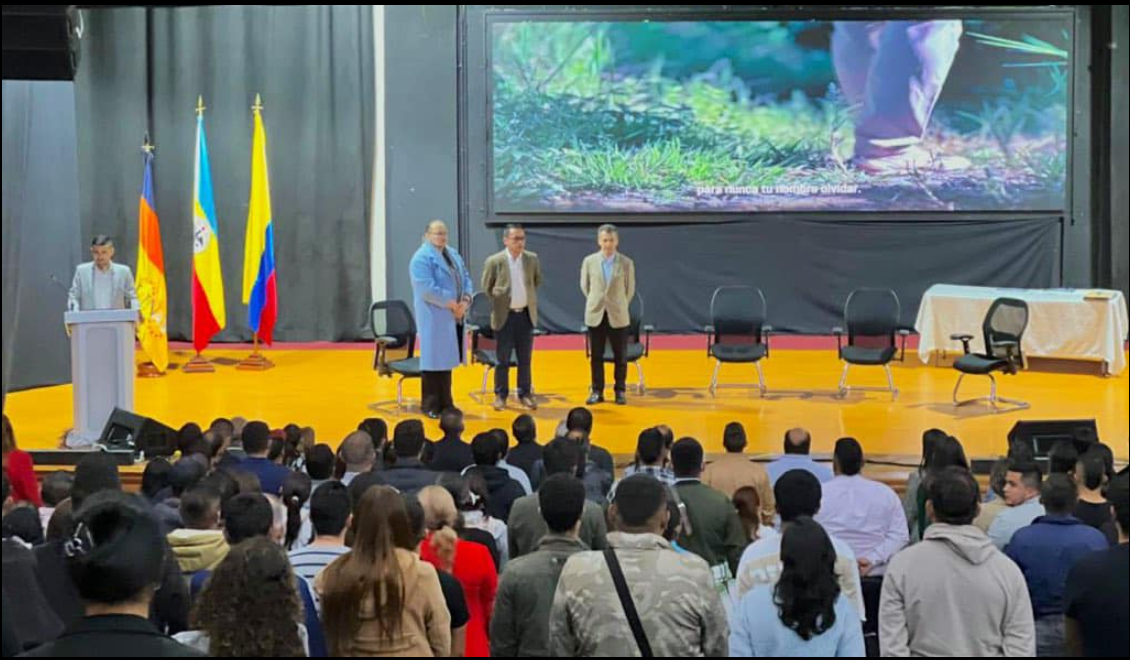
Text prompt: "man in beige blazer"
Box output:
[[580, 224, 635, 405], [481, 224, 543, 410]]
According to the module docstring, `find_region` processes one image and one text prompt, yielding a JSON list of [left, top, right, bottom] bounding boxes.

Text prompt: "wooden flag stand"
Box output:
[[237, 333, 274, 371], [137, 361, 163, 378], [183, 352, 215, 373]]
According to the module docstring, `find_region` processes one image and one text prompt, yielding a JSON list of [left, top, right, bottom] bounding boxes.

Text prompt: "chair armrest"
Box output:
[[642, 324, 656, 333], [376, 335, 397, 346], [898, 328, 910, 361], [832, 327, 844, 359], [703, 325, 715, 357], [532, 328, 547, 336], [465, 324, 481, 333], [763, 325, 774, 358], [950, 333, 974, 355], [642, 325, 654, 357]]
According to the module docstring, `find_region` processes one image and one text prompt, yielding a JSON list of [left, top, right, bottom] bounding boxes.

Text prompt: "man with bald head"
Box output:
[[765, 427, 833, 486], [339, 430, 377, 486]]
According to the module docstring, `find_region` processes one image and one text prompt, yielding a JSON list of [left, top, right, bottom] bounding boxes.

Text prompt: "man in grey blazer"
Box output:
[[481, 223, 543, 411], [580, 224, 635, 405], [67, 235, 140, 312]]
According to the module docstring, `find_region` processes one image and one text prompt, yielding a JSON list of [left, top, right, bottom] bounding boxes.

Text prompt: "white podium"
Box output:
[[64, 309, 136, 447]]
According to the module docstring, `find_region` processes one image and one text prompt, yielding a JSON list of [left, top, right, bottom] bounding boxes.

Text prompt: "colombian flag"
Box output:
[[136, 149, 169, 371], [241, 96, 277, 345], [191, 99, 226, 352]]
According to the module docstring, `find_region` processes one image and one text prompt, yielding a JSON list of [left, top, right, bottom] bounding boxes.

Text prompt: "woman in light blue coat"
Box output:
[[410, 220, 473, 418]]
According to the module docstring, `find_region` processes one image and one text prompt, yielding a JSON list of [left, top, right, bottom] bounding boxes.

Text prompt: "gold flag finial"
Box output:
[[196, 95, 206, 116], [141, 133, 155, 155], [252, 93, 263, 113]]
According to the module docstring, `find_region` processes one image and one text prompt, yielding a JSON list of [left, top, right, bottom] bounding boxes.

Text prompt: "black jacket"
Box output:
[[468, 465, 525, 523], [18, 615, 204, 657], [424, 437, 475, 474], [375, 458, 442, 495]]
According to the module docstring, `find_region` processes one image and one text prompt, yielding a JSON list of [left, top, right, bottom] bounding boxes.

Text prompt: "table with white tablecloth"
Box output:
[[914, 284, 1129, 376]]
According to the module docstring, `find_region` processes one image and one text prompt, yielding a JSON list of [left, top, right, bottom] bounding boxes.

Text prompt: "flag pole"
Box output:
[[184, 96, 217, 374]]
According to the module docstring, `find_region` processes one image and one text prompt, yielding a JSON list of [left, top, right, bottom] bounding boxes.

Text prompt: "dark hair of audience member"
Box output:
[[140, 458, 172, 502], [635, 427, 665, 467], [192, 536, 304, 656], [775, 470, 823, 523], [222, 493, 273, 545], [180, 485, 222, 531], [669, 437, 704, 478], [928, 466, 981, 526], [282, 471, 313, 549], [241, 421, 271, 455], [41, 471, 74, 508], [67, 491, 165, 606], [538, 474, 585, 534], [321, 486, 414, 654], [512, 414, 537, 445], [1040, 473, 1078, 516], [392, 419, 427, 458], [305, 444, 336, 481], [919, 428, 948, 472], [310, 481, 352, 538], [1075, 449, 1107, 492], [565, 407, 594, 435], [542, 437, 583, 477], [723, 422, 747, 453], [612, 475, 668, 530], [46, 499, 75, 542], [1048, 440, 1079, 476], [733, 486, 763, 541], [774, 516, 841, 641], [2, 506, 44, 545], [833, 437, 864, 476]]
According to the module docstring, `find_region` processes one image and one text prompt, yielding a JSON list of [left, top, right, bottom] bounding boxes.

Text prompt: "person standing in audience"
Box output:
[[550, 475, 728, 656], [481, 223, 543, 411], [233, 421, 291, 497], [3, 414, 43, 507], [460, 472, 510, 569], [424, 407, 475, 473], [736, 470, 865, 620], [915, 433, 969, 539], [373, 420, 441, 495], [411, 219, 474, 419], [880, 466, 1035, 657], [1047, 440, 1079, 476], [766, 428, 834, 485], [401, 495, 470, 657], [988, 459, 1046, 550], [564, 407, 615, 475], [318, 486, 450, 657], [505, 413, 543, 482], [1074, 449, 1118, 543], [288, 481, 352, 584], [580, 223, 635, 406], [38, 471, 73, 533], [702, 422, 775, 522], [816, 437, 908, 577], [1005, 473, 1108, 657], [973, 457, 1011, 532], [1064, 472, 1129, 658], [167, 485, 228, 576], [175, 537, 307, 656], [607, 427, 675, 502], [337, 430, 376, 486], [464, 432, 525, 523], [304, 443, 336, 493], [731, 516, 866, 657], [901, 428, 946, 543], [670, 437, 748, 577], [508, 437, 607, 560], [21, 491, 204, 657], [491, 474, 589, 657], [418, 485, 496, 658], [733, 486, 777, 544]]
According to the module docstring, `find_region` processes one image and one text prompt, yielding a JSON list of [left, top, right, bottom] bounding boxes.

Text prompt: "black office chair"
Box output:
[[951, 297, 1030, 412], [370, 300, 421, 412], [583, 293, 653, 394], [833, 288, 908, 400], [705, 286, 771, 396]]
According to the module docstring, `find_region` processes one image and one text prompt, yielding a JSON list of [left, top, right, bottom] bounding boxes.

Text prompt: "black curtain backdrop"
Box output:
[[74, 5, 375, 346]]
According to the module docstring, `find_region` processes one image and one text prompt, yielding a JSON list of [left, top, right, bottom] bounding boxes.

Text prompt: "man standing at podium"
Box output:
[[67, 235, 140, 312]]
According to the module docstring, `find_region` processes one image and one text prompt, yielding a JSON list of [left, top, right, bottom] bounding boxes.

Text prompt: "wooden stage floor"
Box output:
[[6, 341, 1127, 464]]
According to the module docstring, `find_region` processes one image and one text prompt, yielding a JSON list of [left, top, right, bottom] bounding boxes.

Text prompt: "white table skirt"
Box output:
[[915, 284, 1129, 375]]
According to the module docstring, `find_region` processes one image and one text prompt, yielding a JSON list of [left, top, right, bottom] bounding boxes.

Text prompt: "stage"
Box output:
[[5, 336, 1127, 466]]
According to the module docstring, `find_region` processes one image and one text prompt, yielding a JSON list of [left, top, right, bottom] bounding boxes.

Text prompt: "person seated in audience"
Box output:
[[988, 459, 1046, 550], [737, 469, 865, 620], [1047, 440, 1079, 476], [549, 475, 728, 657], [304, 443, 336, 493], [372, 419, 441, 495], [1074, 448, 1118, 543], [337, 430, 376, 487], [731, 516, 866, 657], [175, 537, 308, 656], [424, 407, 474, 473], [460, 472, 509, 569], [465, 432, 524, 523], [317, 486, 450, 657], [973, 457, 1010, 532], [880, 466, 1035, 657], [607, 427, 674, 503], [288, 481, 352, 585], [766, 428, 834, 485], [816, 437, 908, 577], [702, 422, 775, 521], [2, 414, 43, 507], [233, 420, 292, 497], [154, 459, 207, 533], [733, 485, 777, 543], [507, 437, 607, 560], [564, 407, 614, 475], [1064, 472, 1129, 658], [140, 458, 172, 504], [505, 413, 543, 482], [670, 437, 747, 577], [2, 505, 44, 547], [491, 474, 588, 657], [418, 485, 496, 658], [20, 491, 204, 657], [402, 495, 470, 656], [167, 485, 228, 575], [38, 471, 73, 534], [1005, 473, 1108, 657]]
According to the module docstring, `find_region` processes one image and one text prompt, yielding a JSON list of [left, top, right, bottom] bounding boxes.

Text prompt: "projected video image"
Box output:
[[491, 18, 1070, 213]]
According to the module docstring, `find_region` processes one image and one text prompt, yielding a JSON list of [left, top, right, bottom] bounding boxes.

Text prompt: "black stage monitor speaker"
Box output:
[[2, 5, 81, 81], [1008, 419, 1099, 459], [98, 407, 177, 457]]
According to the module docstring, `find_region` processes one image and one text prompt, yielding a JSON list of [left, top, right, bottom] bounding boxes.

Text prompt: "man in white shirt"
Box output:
[[815, 437, 908, 576], [481, 224, 543, 411]]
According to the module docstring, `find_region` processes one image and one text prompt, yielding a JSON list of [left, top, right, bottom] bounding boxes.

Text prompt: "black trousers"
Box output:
[[494, 309, 534, 398], [588, 312, 628, 394], [421, 371, 453, 415]]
